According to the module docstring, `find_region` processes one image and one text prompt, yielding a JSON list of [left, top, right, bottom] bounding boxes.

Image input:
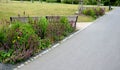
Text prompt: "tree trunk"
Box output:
[[97, 0, 101, 7], [21, 0, 23, 3], [31, 0, 34, 3], [78, 0, 83, 14], [39, 0, 42, 3]]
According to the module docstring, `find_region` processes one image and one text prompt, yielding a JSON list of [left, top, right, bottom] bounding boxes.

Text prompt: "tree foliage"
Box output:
[[11, 0, 120, 6]]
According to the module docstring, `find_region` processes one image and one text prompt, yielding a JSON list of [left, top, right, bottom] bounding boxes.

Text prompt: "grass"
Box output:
[[0, 1, 77, 19], [0, 1, 109, 22], [77, 15, 95, 22]]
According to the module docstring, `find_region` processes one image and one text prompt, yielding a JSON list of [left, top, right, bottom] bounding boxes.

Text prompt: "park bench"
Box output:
[[46, 15, 78, 28], [10, 17, 40, 23], [10, 15, 78, 28]]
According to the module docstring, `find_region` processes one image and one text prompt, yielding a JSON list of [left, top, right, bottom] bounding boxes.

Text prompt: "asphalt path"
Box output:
[[18, 8, 120, 70]]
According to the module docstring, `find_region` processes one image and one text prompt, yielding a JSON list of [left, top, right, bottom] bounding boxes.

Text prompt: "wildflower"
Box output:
[[12, 40, 16, 43], [17, 36, 20, 39]]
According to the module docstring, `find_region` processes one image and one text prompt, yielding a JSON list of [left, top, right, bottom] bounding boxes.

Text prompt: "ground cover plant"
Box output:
[[0, 16, 75, 64]]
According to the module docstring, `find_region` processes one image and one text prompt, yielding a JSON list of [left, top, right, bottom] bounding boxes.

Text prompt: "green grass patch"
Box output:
[[0, 1, 109, 22], [78, 15, 95, 22], [0, 1, 77, 19]]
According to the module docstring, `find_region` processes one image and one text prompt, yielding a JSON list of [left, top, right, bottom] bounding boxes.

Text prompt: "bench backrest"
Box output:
[[10, 17, 40, 23], [10, 15, 78, 28]]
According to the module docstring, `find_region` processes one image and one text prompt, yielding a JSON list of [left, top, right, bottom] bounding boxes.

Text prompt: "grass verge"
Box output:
[[0, 1, 109, 22]]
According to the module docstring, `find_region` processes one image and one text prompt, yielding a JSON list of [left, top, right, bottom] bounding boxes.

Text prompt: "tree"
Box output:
[[62, 0, 79, 4], [57, 0, 61, 2], [20, 0, 23, 2], [115, 0, 120, 6], [31, 0, 34, 3], [78, 0, 83, 14], [97, 0, 101, 6], [102, 0, 120, 6]]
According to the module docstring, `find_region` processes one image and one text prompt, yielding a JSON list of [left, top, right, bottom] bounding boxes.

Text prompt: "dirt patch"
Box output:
[[76, 22, 92, 30]]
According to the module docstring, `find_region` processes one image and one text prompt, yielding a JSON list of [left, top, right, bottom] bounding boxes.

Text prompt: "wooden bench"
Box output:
[[10, 15, 78, 28], [10, 17, 40, 23], [46, 15, 78, 28]]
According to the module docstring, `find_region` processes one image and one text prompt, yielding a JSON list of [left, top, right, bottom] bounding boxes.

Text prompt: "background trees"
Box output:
[[7, 0, 120, 6], [103, 0, 120, 6]]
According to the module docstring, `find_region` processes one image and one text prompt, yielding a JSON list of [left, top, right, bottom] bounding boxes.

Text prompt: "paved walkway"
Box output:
[[18, 8, 120, 70], [76, 22, 92, 30]]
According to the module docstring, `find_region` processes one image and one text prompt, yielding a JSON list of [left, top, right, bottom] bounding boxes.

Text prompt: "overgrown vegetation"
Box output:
[[46, 16, 74, 43], [29, 17, 49, 39], [0, 21, 41, 64], [0, 16, 75, 64], [82, 7, 105, 18]]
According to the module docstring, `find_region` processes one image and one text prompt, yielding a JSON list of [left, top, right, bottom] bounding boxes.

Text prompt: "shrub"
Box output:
[[60, 16, 74, 35], [98, 8, 105, 16], [82, 9, 96, 18], [30, 17, 48, 39], [40, 39, 51, 50], [94, 8, 105, 16], [28, 17, 51, 50], [82, 8, 105, 18], [0, 16, 75, 64], [0, 20, 10, 50], [46, 16, 74, 43], [0, 28, 6, 47], [47, 22, 65, 43], [0, 21, 41, 64]]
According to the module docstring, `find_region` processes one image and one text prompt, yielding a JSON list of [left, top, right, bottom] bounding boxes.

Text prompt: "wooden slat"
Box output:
[[10, 15, 78, 28]]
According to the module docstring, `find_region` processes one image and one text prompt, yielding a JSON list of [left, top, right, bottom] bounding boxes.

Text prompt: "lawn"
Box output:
[[0, 1, 108, 22], [0, 1, 77, 19]]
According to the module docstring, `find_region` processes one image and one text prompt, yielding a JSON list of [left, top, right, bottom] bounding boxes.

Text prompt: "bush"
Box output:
[[0, 16, 75, 64], [94, 8, 105, 16], [82, 8, 105, 18], [46, 16, 74, 43], [0, 21, 41, 64], [30, 17, 48, 39], [0, 28, 6, 47], [98, 8, 105, 16], [29, 17, 51, 50], [82, 9, 96, 18], [46, 22, 63, 43], [60, 16, 74, 34], [40, 39, 51, 50]]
